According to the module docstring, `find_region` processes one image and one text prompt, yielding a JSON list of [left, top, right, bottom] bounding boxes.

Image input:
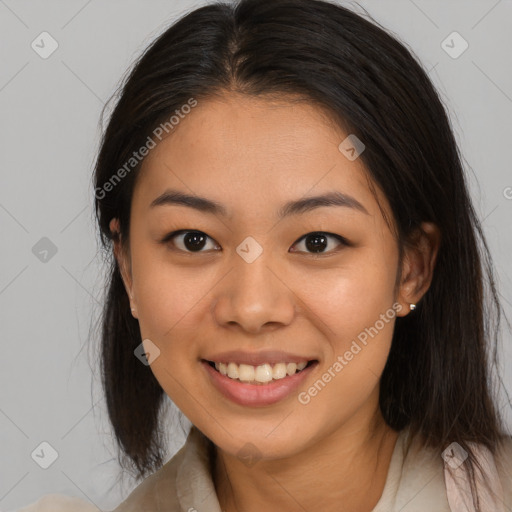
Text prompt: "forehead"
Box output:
[[135, 93, 391, 224]]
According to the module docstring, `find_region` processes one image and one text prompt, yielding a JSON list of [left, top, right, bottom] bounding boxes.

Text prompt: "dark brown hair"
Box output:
[[92, 0, 511, 508]]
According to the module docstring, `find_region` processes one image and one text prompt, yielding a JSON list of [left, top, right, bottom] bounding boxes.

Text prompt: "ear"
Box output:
[[395, 222, 441, 317], [109, 218, 138, 318]]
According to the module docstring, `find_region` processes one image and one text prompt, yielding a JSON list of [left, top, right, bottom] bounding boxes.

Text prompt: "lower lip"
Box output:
[[201, 360, 318, 407]]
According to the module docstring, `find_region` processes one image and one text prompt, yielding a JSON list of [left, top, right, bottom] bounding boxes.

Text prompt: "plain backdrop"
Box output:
[[1, 0, 511, 510]]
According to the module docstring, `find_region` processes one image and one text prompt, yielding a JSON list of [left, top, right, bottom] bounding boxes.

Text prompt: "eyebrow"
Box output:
[[150, 189, 369, 218]]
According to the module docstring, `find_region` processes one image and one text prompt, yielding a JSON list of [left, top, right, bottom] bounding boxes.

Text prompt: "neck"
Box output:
[[213, 412, 399, 512]]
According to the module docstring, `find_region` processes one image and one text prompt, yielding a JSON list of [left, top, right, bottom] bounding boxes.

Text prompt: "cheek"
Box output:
[[297, 255, 397, 337], [130, 253, 212, 407], [293, 247, 398, 399], [130, 246, 215, 344], [296, 264, 397, 431]]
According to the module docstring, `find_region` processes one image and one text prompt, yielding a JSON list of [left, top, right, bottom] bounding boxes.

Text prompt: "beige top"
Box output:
[[17, 426, 512, 512]]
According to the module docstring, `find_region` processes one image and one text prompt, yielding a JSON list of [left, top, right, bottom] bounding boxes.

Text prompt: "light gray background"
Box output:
[[1, 1, 511, 510]]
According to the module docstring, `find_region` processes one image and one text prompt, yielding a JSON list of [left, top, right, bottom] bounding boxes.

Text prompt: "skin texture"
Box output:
[[111, 92, 440, 512]]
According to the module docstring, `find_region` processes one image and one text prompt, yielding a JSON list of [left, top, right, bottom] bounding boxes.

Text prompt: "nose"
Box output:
[[210, 251, 296, 334]]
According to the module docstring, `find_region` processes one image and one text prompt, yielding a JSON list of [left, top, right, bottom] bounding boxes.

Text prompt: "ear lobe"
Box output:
[[396, 222, 441, 315]]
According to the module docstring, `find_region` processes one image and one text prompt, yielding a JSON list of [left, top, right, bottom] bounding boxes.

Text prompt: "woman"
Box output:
[[18, 0, 512, 510]]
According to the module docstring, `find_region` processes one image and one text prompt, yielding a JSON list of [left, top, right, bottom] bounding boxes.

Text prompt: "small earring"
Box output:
[[409, 303, 416, 311]]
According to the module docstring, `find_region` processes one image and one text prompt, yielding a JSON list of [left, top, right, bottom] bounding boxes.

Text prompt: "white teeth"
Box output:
[[227, 362, 239, 379], [254, 363, 273, 383], [272, 363, 287, 379], [211, 360, 311, 383], [238, 364, 255, 382], [286, 362, 297, 376]]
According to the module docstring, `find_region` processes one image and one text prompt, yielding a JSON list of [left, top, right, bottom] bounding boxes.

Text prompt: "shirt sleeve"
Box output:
[[15, 493, 101, 512]]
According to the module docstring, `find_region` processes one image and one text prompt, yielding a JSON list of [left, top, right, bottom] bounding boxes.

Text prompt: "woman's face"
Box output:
[[114, 93, 415, 460]]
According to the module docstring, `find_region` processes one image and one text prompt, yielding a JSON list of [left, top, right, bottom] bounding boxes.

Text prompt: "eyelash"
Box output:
[[160, 230, 350, 255]]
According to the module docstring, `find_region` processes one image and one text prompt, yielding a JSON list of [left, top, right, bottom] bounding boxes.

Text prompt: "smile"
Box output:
[[208, 360, 313, 384], [202, 359, 319, 406]]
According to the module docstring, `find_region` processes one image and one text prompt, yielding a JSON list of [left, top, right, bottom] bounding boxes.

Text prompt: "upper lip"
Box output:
[[202, 350, 318, 366]]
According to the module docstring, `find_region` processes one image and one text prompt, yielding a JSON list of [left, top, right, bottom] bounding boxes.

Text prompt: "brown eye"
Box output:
[[290, 232, 347, 254], [162, 230, 220, 253]]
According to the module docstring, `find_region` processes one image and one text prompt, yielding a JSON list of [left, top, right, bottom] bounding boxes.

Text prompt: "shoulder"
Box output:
[[496, 434, 512, 501], [395, 430, 512, 510], [112, 426, 214, 512], [16, 494, 100, 512], [111, 443, 187, 512], [496, 433, 512, 466], [391, 429, 453, 511]]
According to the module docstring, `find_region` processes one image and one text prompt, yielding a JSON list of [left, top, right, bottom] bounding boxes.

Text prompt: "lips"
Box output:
[[201, 358, 319, 406]]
